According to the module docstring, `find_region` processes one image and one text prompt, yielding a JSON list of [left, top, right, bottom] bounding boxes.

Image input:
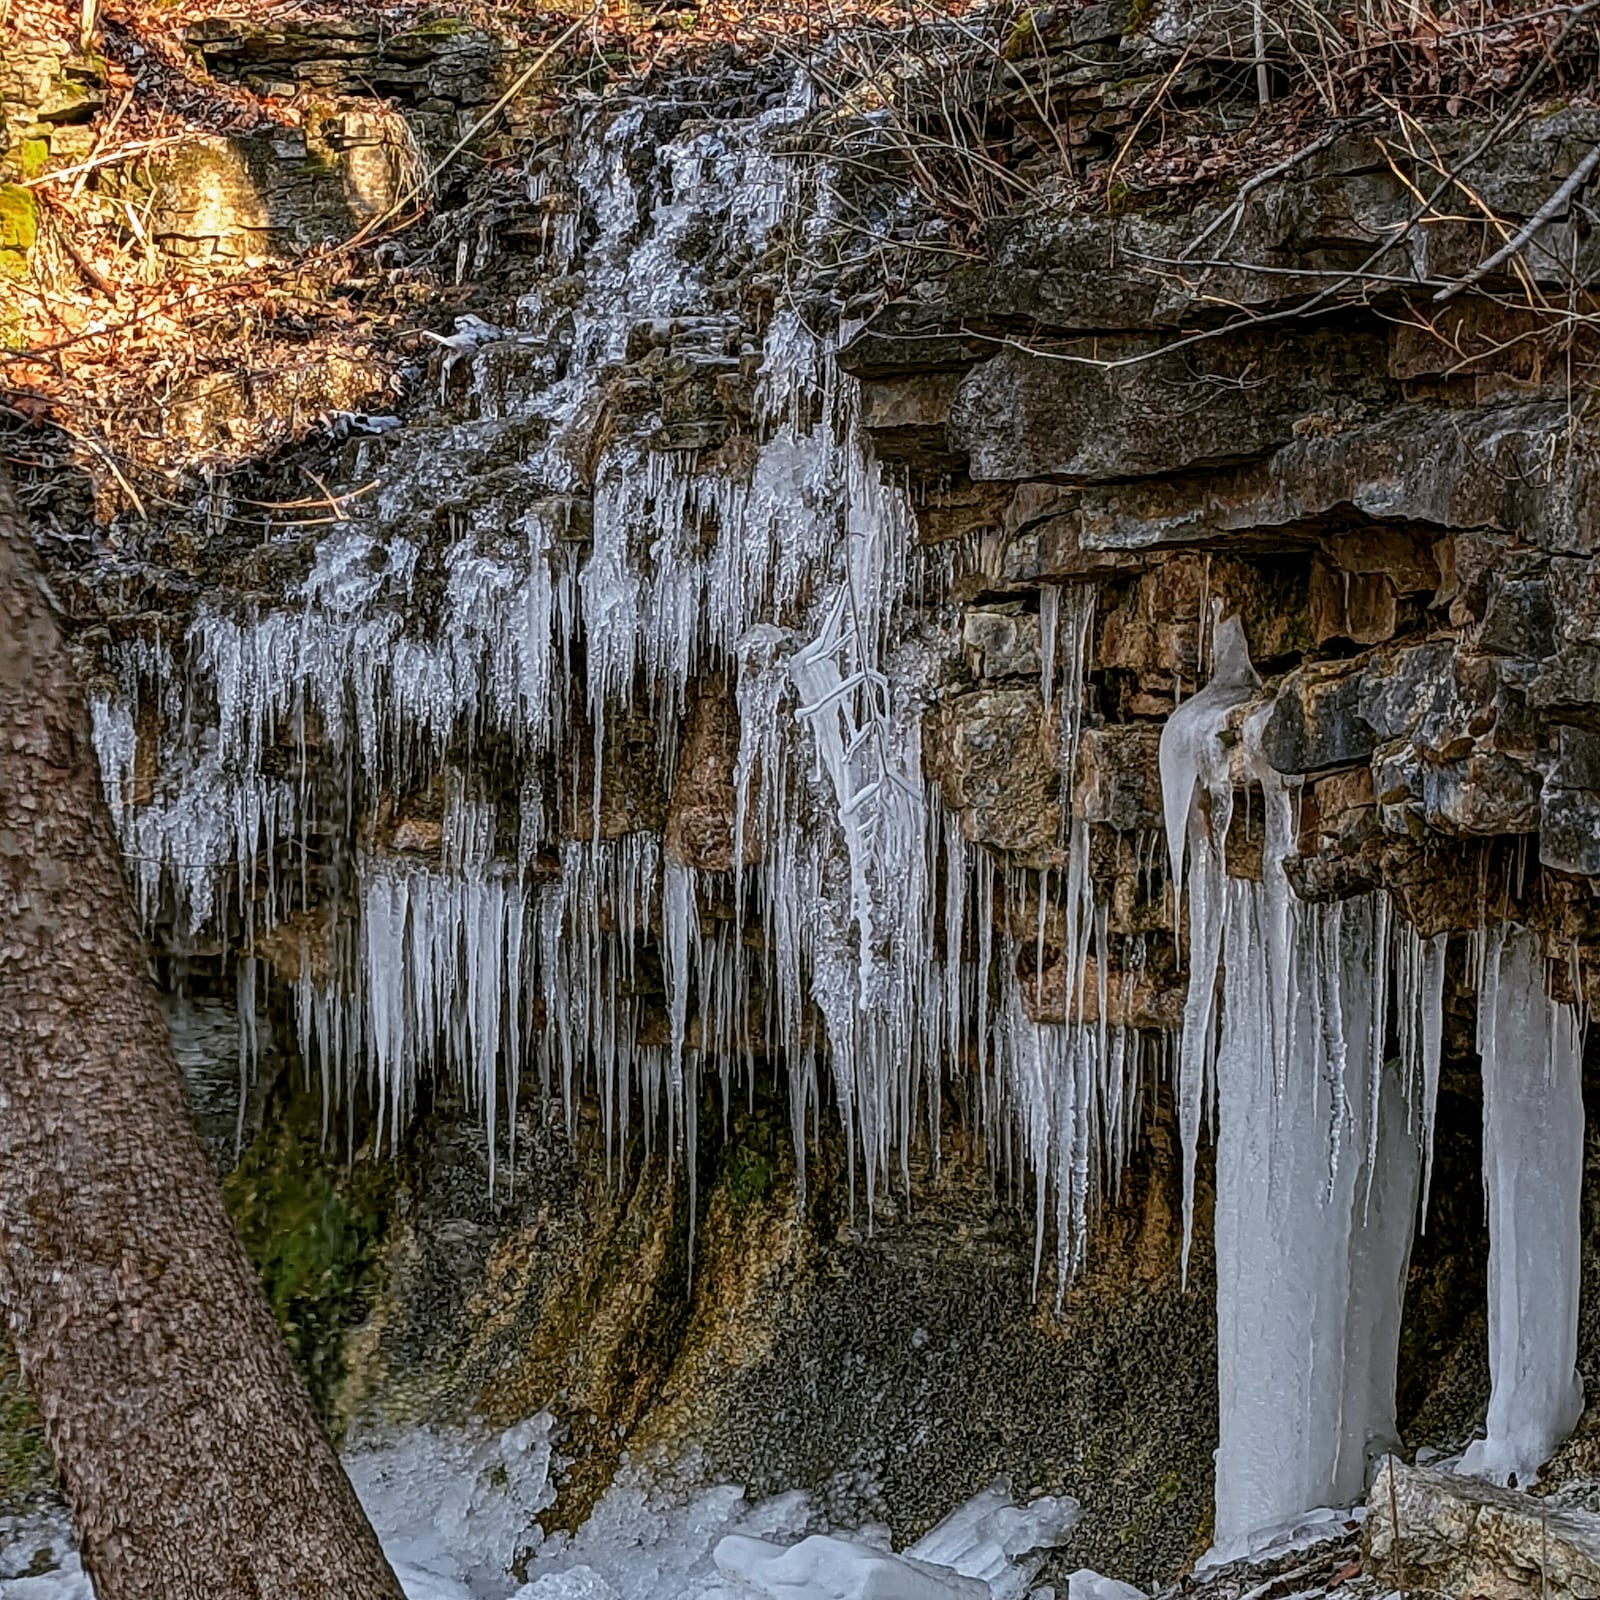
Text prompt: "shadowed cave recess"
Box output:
[[8, 0, 1600, 1592]]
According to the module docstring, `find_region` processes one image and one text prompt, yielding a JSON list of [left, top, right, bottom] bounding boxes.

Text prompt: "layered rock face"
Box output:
[[7, 0, 1600, 1584], [848, 106, 1600, 964]]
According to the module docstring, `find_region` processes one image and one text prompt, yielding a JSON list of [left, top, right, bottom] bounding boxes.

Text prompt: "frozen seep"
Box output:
[[1160, 611, 1438, 1558], [87, 89, 1138, 1294], [85, 57, 1598, 1549], [1460, 922, 1585, 1487]]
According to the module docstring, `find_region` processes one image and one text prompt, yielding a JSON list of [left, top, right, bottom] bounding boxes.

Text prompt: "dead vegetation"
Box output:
[[2, 0, 1598, 520], [794, 0, 1600, 231]]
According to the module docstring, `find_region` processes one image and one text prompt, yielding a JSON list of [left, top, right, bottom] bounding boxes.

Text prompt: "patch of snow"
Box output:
[[343, 1416, 559, 1595], [0, 1424, 1078, 1600], [714, 1534, 989, 1600]]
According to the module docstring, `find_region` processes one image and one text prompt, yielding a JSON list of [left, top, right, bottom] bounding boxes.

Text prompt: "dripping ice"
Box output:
[[1461, 921, 1585, 1488], [80, 59, 1600, 1572], [1159, 604, 1588, 1555], [87, 81, 1140, 1291]]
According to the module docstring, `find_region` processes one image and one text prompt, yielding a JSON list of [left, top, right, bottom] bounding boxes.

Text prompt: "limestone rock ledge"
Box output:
[[845, 107, 1600, 992], [1365, 1460, 1600, 1600]]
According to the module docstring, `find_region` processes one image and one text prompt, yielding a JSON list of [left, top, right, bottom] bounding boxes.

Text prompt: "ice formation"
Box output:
[[89, 86, 1138, 1288], [1159, 606, 1592, 1543], [713, 1535, 990, 1600], [1064, 1571, 1146, 1600], [1159, 613, 1440, 1556], [345, 1416, 559, 1597], [1459, 922, 1586, 1487], [80, 44, 1596, 1560], [901, 1480, 1079, 1600], [0, 1421, 1076, 1600]]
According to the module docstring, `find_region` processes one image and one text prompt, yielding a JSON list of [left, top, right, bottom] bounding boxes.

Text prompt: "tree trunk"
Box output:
[[0, 467, 407, 1600]]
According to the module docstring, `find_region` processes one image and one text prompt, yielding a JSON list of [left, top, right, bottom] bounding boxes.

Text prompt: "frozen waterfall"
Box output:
[[1460, 922, 1586, 1487], [1160, 610, 1587, 1552], [84, 68, 1599, 1546], [85, 85, 1139, 1296]]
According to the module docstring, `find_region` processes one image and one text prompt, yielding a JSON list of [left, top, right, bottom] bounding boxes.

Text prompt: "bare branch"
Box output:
[[1435, 142, 1600, 303]]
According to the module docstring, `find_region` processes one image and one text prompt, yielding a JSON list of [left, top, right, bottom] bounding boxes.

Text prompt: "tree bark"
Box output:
[[0, 467, 407, 1600]]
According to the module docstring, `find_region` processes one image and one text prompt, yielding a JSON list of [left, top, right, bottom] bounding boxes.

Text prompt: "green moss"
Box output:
[[1124, 0, 1159, 35], [39, 79, 94, 121], [18, 141, 49, 182], [726, 1144, 776, 1209], [715, 1081, 789, 1212], [224, 1083, 397, 1431], [1001, 8, 1040, 60], [0, 1344, 52, 1509], [0, 185, 37, 279], [393, 14, 476, 39]]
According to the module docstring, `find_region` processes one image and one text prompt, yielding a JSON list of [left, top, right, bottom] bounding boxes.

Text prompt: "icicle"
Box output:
[[1209, 890, 1408, 1559], [1039, 586, 1059, 713], [1158, 609, 1260, 1278], [87, 79, 1140, 1278], [1338, 1048, 1421, 1492], [663, 856, 696, 1170], [1418, 932, 1447, 1226], [1460, 923, 1585, 1487]]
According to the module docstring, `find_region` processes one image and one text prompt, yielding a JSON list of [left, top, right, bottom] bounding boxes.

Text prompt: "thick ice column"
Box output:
[[1210, 895, 1378, 1555], [1337, 1050, 1423, 1495], [1460, 923, 1585, 1486], [1158, 608, 1261, 1276], [1165, 618, 1424, 1559]]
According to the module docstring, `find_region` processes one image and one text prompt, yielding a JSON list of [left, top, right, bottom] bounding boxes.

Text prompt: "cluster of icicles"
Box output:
[[88, 72, 1588, 1552], [1162, 611, 1586, 1555], [89, 86, 1145, 1286]]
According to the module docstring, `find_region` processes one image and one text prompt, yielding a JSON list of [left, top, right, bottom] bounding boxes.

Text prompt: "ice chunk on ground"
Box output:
[[714, 1534, 990, 1600], [391, 1563, 478, 1600], [513, 1568, 624, 1600], [343, 1415, 558, 1594], [0, 1423, 1076, 1600], [1064, 1569, 1146, 1600], [904, 1480, 1078, 1600], [0, 1576, 86, 1600]]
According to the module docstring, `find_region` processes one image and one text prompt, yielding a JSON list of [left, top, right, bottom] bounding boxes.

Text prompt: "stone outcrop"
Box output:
[[843, 105, 1600, 1002], [1365, 1460, 1600, 1600]]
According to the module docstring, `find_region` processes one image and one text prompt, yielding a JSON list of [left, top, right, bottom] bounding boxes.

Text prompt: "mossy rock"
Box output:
[[224, 1079, 399, 1433], [0, 1342, 53, 1511], [0, 185, 37, 279]]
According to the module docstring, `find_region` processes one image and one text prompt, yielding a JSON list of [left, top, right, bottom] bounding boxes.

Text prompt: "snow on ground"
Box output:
[[0, 1415, 1079, 1600]]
